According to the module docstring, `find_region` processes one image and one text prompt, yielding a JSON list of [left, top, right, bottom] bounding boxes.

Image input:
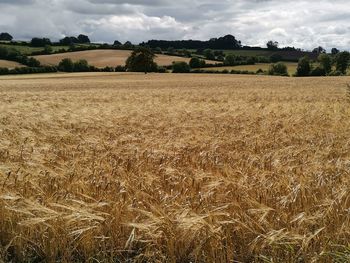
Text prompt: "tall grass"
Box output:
[[1, 73, 350, 262]]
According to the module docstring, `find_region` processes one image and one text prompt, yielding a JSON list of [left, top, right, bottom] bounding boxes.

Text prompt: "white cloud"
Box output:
[[0, 0, 350, 50]]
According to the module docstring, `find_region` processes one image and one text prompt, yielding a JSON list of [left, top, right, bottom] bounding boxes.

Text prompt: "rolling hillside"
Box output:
[[33, 50, 216, 67], [0, 59, 25, 68]]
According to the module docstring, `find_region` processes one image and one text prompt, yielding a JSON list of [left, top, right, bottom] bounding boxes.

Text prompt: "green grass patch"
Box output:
[[202, 62, 298, 75]]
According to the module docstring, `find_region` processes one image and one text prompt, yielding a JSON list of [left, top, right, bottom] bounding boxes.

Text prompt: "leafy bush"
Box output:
[[73, 59, 90, 72], [328, 70, 343, 76], [295, 56, 311, 77], [310, 66, 326, 76], [189, 57, 205, 68], [172, 62, 190, 73], [115, 66, 126, 72], [268, 63, 289, 76], [58, 58, 75, 72]]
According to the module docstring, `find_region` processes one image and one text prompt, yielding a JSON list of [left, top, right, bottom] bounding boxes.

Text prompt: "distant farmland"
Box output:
[[0, 59, 25, 68], [223, 49, 318, 61], [203, 62, 298, 75], [33, 50, 217, 67]]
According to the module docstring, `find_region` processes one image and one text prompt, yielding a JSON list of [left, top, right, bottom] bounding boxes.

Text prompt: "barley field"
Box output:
[[33, 50, 216, 67], [0, 59, 25, 69], [0, 73, 350, 262]]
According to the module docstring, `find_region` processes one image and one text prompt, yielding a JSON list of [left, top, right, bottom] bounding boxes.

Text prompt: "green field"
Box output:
[[0, 44, 70, 55], [202, 62, 298, 75]]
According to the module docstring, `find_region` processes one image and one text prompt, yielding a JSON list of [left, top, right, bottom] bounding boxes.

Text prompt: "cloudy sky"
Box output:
[[1, 0, 350, 51]]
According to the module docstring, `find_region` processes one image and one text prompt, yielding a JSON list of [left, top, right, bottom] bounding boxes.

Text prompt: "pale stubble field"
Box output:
[[0, 73, 350, 262]]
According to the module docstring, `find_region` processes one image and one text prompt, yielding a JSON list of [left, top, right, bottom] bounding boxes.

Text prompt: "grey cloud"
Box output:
[[0, 0, 349, 50]]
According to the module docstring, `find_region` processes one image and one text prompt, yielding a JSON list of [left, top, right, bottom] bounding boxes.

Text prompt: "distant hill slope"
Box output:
[[0, 59, 25, 68], [33, 50, 217, 67]]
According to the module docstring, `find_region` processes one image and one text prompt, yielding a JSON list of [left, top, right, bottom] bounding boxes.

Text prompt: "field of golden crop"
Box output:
[[33, 50, 216, 67], [1, 73, 350, 262], [0, 59, 25, 69]]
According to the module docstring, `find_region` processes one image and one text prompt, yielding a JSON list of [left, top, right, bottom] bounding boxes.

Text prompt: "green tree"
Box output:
[[267, 40, 279, 50], [318, 53, 332, 74], [44, 45, 53, 54], [30, 37, 52, 47], [167, 47, 175, 54], [334, 51, 350, 74], [0, 32, 13, 41], [224, 54, 236, 66], [189, 57, 205, 68], [172, 62, 190, 73], [296, 56, 311, 76], [126, 47, 157, 73], [77, 34, 90, 43], [74, 59, 90, 72], [204, 49, 215, 60], [268, 62, 288, 76], [331, 48, 340, 55], [58, 58, 75, 72]]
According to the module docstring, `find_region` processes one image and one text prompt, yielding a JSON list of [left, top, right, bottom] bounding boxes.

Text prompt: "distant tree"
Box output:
[[0, 46, 9, 58], [331, 48, 340, 55], [217, 55, 225, 61], [30, 37, 52, 47], [334, 51, 350, 74], [224, 54, 236, 66], [126, 47, 157, 73], [214, 50, 225, 57], [44, 45, 53, 54], [113, 40, 122, 46], [167, 47, 175, 54], [318, 53, 332, 74], [154, 47, 162, 54], [172, 61, 190, 73], [270, 54, 282, 63], [312, 46, 326, 54], [73, 59, 90, 71], [189, 57, 205, 68], [58, 58, 75, 72], [181, 49, 191, 57], [268, 62, 288, 76], [59, 36, 80, 45], [123, 41, 133, 49], [26, 57, 41, 67], [0, 32, 13, 41], [204, 49, 215, 60], [77, 34, 90, 43], [267, 40, 279, 50], [296, 56, 311, 76]]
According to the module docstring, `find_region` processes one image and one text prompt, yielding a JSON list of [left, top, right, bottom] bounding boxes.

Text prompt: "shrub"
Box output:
[[73, 59, 90, 72], [157, 66, 167, 73], [334, 51, 350, 74], [318, 53, 332, 74], [172, 62, 190, 73], [328, 70, 343, 76], [310, 66, 326, 76], [115, 66, 126, 72], [224, 55, 236, 66], [295, 56, 311, 77], [58, 58, 75, 72], [189, 57, 205, 68], [268, 63, 289, 76], [0, 67, 10, 75]]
